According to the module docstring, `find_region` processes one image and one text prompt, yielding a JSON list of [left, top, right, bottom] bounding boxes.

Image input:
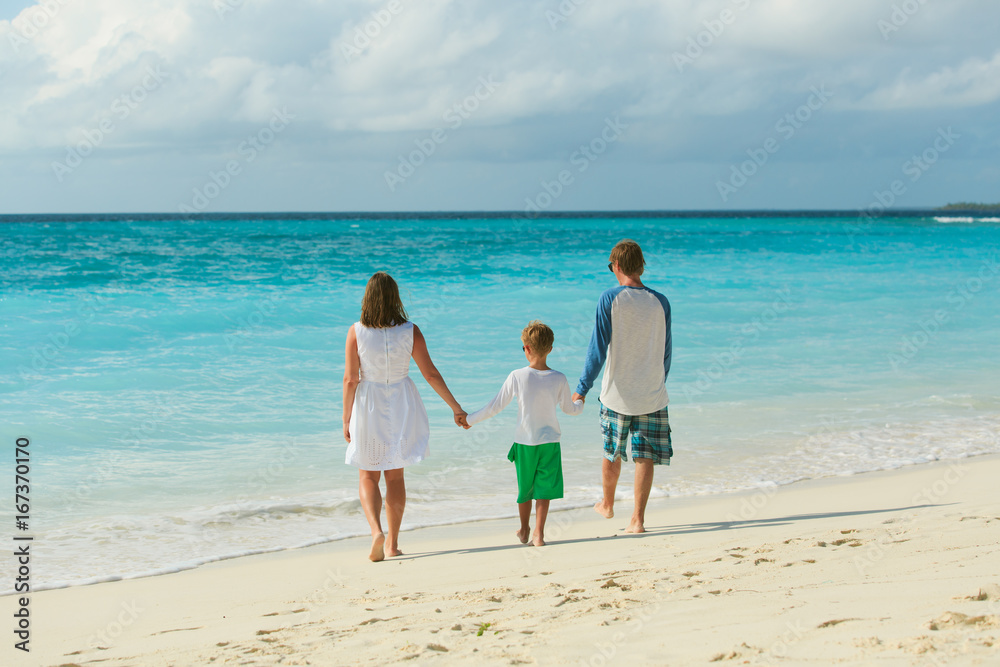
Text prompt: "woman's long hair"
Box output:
[[360, 272, 409, 328]]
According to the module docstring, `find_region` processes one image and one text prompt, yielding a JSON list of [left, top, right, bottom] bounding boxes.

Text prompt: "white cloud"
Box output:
[[852, 52, 1000, 110], [1, 0, 999, 212]]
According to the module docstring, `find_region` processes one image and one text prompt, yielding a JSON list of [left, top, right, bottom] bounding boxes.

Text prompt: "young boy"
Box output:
[[466, 321, 584, 546]]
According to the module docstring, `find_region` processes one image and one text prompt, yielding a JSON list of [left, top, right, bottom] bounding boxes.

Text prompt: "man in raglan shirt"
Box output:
[[572, 239, 672, 533]]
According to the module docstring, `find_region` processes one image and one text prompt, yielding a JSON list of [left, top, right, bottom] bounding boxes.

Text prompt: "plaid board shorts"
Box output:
[[600, 404, 673, 465]]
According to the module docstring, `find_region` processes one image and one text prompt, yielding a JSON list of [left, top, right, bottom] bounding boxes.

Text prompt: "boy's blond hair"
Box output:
[[521, 320, 554, 355], [609, 239, 645, 277]]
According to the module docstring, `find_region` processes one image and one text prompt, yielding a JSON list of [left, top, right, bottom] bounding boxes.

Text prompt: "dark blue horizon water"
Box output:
[[1, 214, 998, 589]]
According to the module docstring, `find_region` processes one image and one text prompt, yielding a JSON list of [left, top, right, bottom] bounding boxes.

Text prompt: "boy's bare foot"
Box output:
[[369, 533, 385, 562], [532, 533, 545, 547], [594, 501, 614, 519], [625, 519, 645, 534], [515, 527, 530, 544]]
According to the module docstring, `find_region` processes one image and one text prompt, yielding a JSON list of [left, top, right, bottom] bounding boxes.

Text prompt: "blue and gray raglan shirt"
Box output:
[[576, 285, 672, 416]]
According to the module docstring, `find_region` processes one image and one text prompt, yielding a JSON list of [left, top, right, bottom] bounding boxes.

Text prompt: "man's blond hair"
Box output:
[[521, 320, 554, 355], [609, 239, 645, 277]]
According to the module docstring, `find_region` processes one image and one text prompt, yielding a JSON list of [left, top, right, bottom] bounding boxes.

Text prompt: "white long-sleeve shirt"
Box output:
[[576, 285, 671, 416], [467, 367, 584, 445]]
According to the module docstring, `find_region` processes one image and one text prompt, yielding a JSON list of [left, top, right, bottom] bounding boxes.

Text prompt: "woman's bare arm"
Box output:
[[342, 325, 360, 442], [411, 324, 466, 424]]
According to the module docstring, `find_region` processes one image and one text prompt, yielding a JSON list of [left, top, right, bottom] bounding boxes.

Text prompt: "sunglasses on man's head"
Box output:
[[608, 262, 614, 272]]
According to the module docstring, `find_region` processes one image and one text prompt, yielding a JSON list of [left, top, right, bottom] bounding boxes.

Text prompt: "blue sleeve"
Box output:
[[655, 291, 672, 378], [576, 288, 619, 397]]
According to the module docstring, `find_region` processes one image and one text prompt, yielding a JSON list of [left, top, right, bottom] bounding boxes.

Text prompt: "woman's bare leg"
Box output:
[[384, 468, 406, 557], [359, 470, 385, 561]]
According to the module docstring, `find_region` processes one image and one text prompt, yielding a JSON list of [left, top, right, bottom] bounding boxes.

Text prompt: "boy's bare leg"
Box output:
[[384, 468, 406, 557], [533, 499, 550, 547], [359, 470, 385, 561], [595, 457, 621, 518], [626, 459, 654, 533], [516, 501, 531, 544]]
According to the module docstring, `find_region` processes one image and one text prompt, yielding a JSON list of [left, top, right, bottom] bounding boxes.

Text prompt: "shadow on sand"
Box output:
[[390, 503, 949, 561]]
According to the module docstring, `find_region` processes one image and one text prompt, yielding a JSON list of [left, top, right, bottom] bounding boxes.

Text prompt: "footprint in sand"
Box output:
[[928, 612, 1000, 630], [959, 584, 1000, 601]]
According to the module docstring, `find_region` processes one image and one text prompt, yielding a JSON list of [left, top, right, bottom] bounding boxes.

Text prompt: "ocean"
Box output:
[[2, 213, 999, 591]]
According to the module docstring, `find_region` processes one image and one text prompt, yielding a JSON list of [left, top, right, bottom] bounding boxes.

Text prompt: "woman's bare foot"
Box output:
[[594, 501, 614, 519], [369, 533, 385, 562], [532, 532, 545, 547], [625, 519, 645, 534], [515, 527, 530, 544], [385, 544, 403, 557]]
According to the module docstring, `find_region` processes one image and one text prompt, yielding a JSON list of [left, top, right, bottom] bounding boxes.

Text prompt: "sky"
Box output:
[[1, 0, 998, 214]]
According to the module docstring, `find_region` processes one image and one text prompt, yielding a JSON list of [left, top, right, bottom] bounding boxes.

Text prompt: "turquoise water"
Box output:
[[1, 215, 999, 589]]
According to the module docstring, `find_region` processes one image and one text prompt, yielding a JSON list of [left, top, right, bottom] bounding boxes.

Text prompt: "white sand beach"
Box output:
[[18, 455, 1000, 666]]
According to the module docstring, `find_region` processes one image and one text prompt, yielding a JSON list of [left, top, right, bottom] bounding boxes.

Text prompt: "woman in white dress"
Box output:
[[342, 272, 468, 561]]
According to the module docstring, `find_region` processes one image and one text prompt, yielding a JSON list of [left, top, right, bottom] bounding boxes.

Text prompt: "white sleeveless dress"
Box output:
[[345, 321, 430, 470]]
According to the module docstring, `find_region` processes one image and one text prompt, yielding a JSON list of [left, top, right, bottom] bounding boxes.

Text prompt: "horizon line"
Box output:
[[2, 207, 997, 221]]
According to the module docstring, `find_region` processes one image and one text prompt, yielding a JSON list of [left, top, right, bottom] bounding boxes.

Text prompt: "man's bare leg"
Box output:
[[359, 470, 385, 561], [515, 500, 531, 544], [383, 468, 405, 557], [627, 458, 654, 533], [595, 457, 621, 518]]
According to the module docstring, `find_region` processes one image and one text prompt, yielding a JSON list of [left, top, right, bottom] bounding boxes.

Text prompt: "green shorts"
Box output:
[[507, 442, 563, 504]]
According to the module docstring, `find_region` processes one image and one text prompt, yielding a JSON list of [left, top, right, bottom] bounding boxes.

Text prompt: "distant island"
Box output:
[[936, 202, 1000, 212]]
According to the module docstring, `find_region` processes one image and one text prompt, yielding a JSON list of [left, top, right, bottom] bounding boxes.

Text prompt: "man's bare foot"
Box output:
[[625, 519, 645, 534], [532, 533, 545, 547], [369, 533, 385, 562], [594, 501, 614, 519], [515, 527, 530, 544]]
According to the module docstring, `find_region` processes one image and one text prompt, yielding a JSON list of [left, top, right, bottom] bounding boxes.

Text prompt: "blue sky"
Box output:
[[1, 0, 998, 213]]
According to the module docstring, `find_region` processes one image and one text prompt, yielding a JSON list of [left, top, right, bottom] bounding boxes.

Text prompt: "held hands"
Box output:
[[454, 411, 470, 429], [572, 392, 585, 404]]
